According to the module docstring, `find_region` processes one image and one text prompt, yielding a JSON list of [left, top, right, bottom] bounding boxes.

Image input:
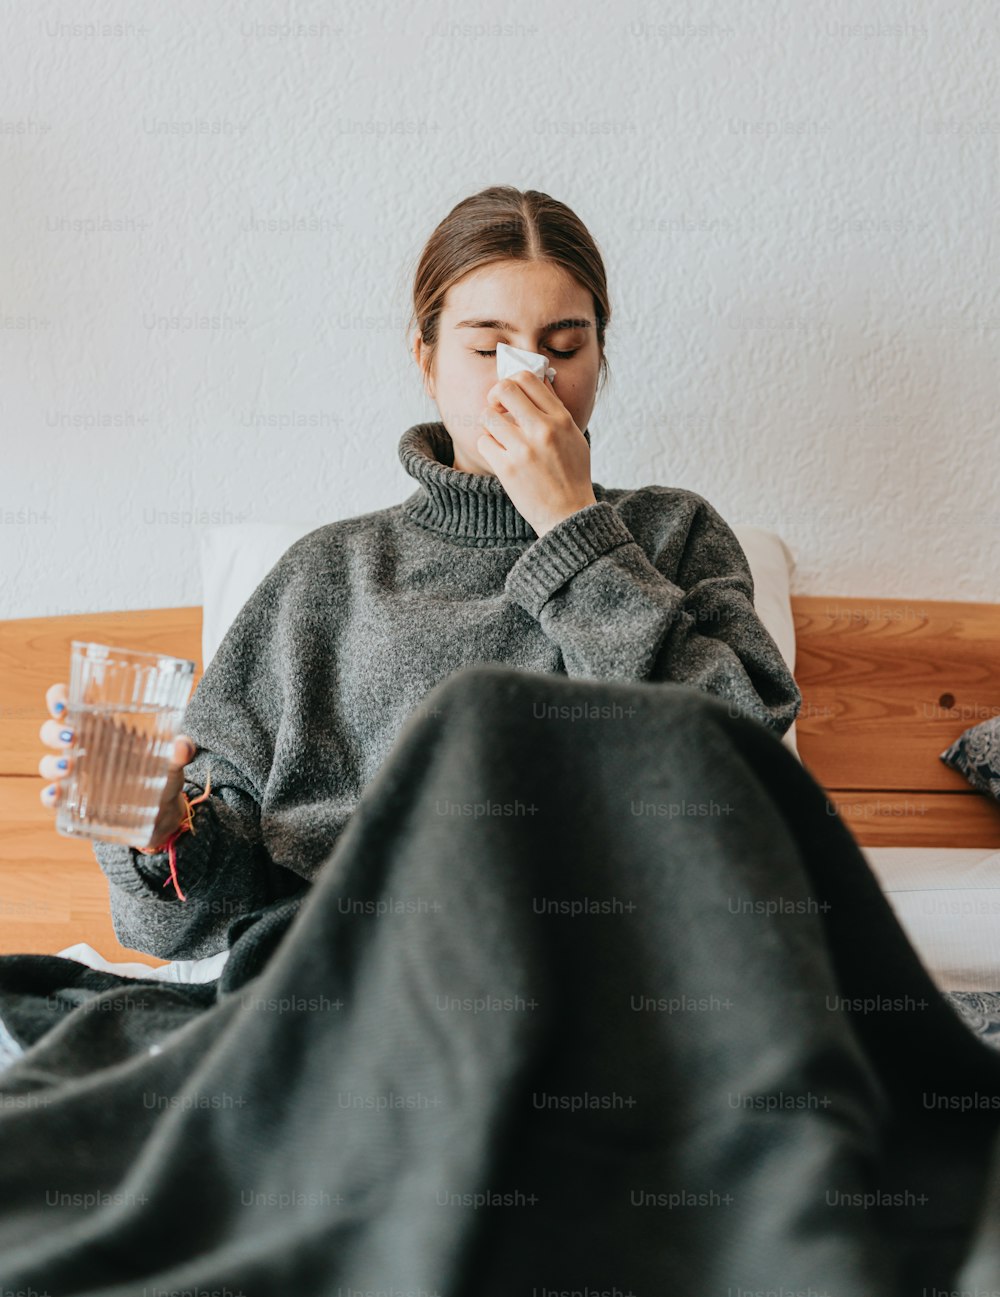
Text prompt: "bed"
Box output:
[[2, 521, 1000, 995], [3, 526, 1000, 1289]]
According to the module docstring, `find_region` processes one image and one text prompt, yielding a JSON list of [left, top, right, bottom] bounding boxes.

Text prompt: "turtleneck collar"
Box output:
[[399, 421, 595, 544]]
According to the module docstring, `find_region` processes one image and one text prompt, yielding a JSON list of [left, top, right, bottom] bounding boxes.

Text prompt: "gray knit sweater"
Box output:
[[91, 421, 802, 960]]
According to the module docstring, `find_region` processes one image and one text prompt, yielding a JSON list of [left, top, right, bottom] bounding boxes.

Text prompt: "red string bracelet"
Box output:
[[136, 770, 212, 902]]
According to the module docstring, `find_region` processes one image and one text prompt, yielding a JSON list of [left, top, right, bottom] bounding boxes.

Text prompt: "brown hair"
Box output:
[[407, 186, 611, 398]]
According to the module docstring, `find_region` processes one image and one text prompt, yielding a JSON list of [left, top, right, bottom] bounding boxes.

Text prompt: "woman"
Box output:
[[15, 186, 1000, 1293], [39, 185, 801, 961]]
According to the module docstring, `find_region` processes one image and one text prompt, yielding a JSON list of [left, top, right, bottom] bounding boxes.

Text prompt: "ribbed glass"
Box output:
[[55, 641, 195, 848]]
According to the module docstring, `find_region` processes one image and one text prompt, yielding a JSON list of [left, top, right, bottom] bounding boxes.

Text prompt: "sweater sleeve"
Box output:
[[503, 497, 801, 738], [89, 547, 311, 961], [89, 753, 301, 961]]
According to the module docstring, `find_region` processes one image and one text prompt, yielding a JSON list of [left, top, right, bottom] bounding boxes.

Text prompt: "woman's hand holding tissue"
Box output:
[[476, 369, 598, 538]]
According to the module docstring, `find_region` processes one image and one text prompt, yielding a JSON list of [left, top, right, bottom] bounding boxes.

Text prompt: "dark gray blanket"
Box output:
[[2, 663, 1000, 1295]]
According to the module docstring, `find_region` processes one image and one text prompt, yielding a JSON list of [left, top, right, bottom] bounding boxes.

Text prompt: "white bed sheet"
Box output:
[[55, 942, 229, 984], [860, 846, 1000, 992]]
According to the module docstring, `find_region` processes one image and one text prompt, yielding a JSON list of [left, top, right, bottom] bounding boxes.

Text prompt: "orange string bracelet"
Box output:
[[136, 770, 212, 903]]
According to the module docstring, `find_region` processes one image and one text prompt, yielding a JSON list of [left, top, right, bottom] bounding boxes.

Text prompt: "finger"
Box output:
[[39, 752, 71, 780], [39, 717, 75, 750], [479, 407, 517, 449], [39, 781, 60, 809], [477, 429, 500, 459], [46, 682, 69, 721], [488, 371, 554, 418], [168, 734, 195, 770], [477, 428, 510, 463]]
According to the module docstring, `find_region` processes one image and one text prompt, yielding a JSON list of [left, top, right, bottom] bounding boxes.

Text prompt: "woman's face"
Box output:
[[414, 259, 601, 475]]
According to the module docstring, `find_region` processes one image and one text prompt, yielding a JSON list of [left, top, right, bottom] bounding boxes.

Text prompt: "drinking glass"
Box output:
[[55, 641, 195, 848]]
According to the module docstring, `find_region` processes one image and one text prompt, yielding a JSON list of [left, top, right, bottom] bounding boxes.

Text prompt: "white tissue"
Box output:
[[496, 342, 556, 386]]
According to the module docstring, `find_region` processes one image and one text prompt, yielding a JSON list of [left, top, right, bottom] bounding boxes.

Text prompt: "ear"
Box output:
[[414, 334, 435, 400]]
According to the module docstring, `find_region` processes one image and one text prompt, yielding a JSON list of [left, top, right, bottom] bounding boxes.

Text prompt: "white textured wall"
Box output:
[[2, 0, 997, 620]]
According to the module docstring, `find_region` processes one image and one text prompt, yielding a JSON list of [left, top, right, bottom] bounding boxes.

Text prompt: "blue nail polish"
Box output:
[[54, 701, 65, 715], [56, 758, 68, 770], [46, 784, 56, 797], [59, 729, 73, 743]]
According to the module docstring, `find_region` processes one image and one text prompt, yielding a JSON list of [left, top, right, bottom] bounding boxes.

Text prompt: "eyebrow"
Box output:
[[453, 317, 594, 333]]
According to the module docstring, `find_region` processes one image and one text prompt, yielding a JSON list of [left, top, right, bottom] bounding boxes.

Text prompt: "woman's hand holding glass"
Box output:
[[39, 681, 196, 848]]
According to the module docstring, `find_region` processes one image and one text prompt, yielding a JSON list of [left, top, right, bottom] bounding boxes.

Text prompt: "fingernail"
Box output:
[[45, 784, 56, 798], [59, 729, 73, 743], [56, 758, 68, 770], [54, 701, 65, 715]]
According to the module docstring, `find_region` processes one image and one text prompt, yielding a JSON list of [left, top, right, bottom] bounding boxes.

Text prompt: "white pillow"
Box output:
[[730, 524, 800, 760], [199, 519, 800, 758], [200, 522, 318, 672], [860, 847, 1000, 991]]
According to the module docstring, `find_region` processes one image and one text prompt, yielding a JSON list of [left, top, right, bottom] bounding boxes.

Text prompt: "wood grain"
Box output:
[[0, 608, 203, 963], [0, 607, 203, 773], [0, 777, 166, 964], [793, 595, 1000, 794], [819, 790, 1000, 848]]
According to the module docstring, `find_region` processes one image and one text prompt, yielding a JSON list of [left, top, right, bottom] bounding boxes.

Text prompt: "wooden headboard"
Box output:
[[2, 595, 1000, 964]]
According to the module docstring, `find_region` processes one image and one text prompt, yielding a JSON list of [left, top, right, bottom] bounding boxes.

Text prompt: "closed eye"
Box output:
[[473, 348, 578, 359]]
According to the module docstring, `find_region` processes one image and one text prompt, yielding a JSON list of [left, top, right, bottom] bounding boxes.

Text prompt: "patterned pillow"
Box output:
[[940, 716, 1000, 801]]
